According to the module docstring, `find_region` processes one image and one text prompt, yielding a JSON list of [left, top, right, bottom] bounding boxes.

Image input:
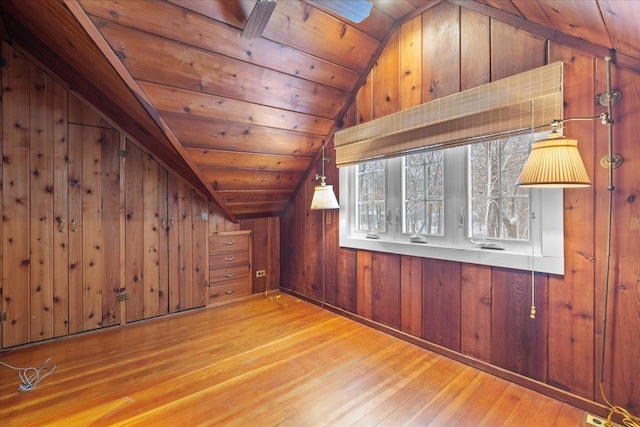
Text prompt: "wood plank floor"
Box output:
[[0, 294, 590, 426]]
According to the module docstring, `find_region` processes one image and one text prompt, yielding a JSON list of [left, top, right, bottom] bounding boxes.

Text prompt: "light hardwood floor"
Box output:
[[0, 293, 590, 426]]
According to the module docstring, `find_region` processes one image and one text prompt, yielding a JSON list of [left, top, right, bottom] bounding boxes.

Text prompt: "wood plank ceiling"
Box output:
[[2, 0, 640, 220]]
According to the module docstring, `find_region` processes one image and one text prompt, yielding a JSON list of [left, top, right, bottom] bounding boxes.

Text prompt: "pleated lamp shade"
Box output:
[[310, 183, 339, 210], [516, 132, 591, 188]]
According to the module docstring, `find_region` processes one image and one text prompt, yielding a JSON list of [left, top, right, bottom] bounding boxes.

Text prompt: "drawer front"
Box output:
[[210, 251, 249, 268], [210, 234, 250, 253], [208, 280, 250, 303], [210, 265, 249, 284]]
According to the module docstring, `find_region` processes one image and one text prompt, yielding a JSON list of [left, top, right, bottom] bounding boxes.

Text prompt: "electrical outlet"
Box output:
[[256, 270, 266, 278], [585, 414, 622, 427]]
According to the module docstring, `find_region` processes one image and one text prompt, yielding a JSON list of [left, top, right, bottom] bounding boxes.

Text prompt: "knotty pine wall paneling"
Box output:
[[1, 41, 225, 349], [239, 217, 280, 295], [399, 14, 423, 110], [593, 59, 640, 411], [372, 252, 401, 330], [67, 96, 121, 333], [29, 64, 54, 342], [280, 2, 640, 413], [547, 44, 597, 399], [2, 42, 31, 347], [422, 1, 460, 101]]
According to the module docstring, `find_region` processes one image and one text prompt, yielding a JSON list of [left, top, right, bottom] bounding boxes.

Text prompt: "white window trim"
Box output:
[[339, 165, 565, 275]]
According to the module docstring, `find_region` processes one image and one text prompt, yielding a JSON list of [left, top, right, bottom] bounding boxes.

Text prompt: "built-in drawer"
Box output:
[[209, 234, 250, 253], [209, 265, 249, 284], [210, 251, 249, 269], [208, 280, 250, 304]]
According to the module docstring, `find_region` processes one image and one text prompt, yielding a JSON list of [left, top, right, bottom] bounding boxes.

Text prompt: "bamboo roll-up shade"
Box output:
[[335, 62, 563, 167]]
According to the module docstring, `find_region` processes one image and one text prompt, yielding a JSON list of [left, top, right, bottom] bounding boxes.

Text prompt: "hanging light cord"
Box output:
[[598, 55, 639, 427], [0, 357, 56, 392]]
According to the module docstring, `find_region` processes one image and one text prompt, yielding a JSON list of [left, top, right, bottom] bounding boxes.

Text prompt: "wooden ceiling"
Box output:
[[2, 0, 640, 221]]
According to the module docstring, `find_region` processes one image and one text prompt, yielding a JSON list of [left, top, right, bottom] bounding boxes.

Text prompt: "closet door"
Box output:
[[1, 43, 120, 348], [124, 142, 170, 322], [67, 96, 121, 334]]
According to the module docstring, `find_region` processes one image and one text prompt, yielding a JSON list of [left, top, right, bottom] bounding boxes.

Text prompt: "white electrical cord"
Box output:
[[0, 357, 56, 392]]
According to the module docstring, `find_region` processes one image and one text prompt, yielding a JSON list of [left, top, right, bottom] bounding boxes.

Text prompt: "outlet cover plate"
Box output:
[[585, 413, 622, 427]]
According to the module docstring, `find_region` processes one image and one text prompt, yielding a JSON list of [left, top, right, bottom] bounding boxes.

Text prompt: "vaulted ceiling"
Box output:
[[2, 0, 640, 221]]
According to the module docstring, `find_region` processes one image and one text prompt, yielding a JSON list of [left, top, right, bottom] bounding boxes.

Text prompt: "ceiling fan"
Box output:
[[241, 0, 373, 39]]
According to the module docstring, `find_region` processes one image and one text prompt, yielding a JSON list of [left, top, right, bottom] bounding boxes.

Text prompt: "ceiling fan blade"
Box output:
[[241, 0, 278, 39], [306, 0, 372, 23]]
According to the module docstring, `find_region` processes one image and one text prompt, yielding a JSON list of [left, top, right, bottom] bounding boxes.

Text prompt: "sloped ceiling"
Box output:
[[2, 0, 640, 221]]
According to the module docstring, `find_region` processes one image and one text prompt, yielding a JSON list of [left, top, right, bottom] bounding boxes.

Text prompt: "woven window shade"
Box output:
[[335, 62, 563, 167]]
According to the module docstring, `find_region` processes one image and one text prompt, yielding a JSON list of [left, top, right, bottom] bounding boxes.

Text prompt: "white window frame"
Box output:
[[339, 136, 565, 275]]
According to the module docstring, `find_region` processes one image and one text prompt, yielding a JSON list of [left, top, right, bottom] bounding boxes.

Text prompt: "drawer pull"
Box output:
[[224, 241, 235, 246], [224, 289, 235, 295], [224, 273, 236, 278], [224, 256, 235, 261]]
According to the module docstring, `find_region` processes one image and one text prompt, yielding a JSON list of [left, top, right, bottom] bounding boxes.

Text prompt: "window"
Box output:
[[339, 132, 565, 274]]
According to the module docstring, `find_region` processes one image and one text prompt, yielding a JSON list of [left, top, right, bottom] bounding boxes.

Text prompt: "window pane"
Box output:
[[357, 160, 385, 232], [403, 151, 444, 236], [470, 134, 531, 241], [501, 197, 529, 239]]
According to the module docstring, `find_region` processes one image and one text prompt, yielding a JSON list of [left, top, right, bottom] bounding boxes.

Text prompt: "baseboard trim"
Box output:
[[280, 287, 611, 419]]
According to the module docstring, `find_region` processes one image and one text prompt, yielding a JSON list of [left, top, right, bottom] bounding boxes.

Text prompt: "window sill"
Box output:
[[339, 235, 564, 275]]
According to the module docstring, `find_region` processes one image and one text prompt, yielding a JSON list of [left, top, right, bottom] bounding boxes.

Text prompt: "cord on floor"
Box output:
[[0, 357, 56, 392]]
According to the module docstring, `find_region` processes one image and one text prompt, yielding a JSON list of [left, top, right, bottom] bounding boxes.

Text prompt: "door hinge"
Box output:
[[0, 312, 7, 322], [116, 293, 129, 302], [117, 149, 128, 158]]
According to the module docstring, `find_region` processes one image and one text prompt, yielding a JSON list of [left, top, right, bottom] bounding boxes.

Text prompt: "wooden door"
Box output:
[[124, 142, 170, 322], [168, 179, 208, 313], [1, 42, 120, 347], [67, 97, 121, 334]]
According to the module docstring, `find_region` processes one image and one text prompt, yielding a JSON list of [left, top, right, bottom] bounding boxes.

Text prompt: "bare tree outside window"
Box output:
[[357, 160, 386, 232], [470, 135, 531, 241], [404, 151, 444, 235]]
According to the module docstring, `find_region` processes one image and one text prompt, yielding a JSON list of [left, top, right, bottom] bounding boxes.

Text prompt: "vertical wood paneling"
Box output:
[[29, 64, 54, 342], [547, 44, 596, 398], [491, 268, 548, 381], [306, 178, 322, 300], [293, 183, 307, 294], [67, 100, 83, 335], [400, 255, 422, 337], [51, 81, 69, 337], [356, 75, 372, 124], [490, 20, 546, 80], [2, 44, 31, 347], [168, 174, 180, 312], [191, 194, 207, 307], [422, 259, 461, 351], [336, 248, 357, 313], [461, 8, 490, 91], [372, 252, 401, 329], [422, 1, 460, 101], [356, 250, 373, 319], [178, 190, 194, 310], [323, 209, 338, 306], [125, 143, 145, 321], [101, 125, 120, 327], [595, 62, 640, 413], [80, 106, 103, 331], [143, 153, 160, 318], [267, 216, 281, 289], [373, 30, 400, 119], [157, 165, 169, 314], [461, 263, 492, 362], [399, 15, 423, 110], [245, 218, 266, 293]]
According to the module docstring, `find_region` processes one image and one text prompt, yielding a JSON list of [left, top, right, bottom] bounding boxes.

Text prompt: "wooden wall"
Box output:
[[281, 2, 640, 414], [0, 41, 238, 349]]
